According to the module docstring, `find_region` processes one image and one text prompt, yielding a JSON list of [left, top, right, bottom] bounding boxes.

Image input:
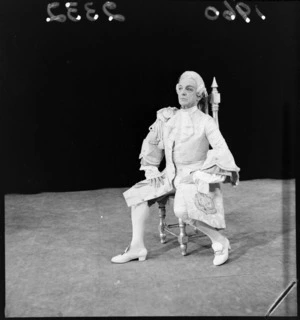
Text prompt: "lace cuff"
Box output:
[[192, 171, 226, 194], [140, 165, 162, 180]]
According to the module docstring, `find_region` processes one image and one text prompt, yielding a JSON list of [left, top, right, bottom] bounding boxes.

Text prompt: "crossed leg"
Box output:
[[173, 182, 230, 265]]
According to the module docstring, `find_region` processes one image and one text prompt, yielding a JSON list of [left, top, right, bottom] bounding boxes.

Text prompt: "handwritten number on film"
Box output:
[[46, 1, 265, 23], [46, 2, 67, 22], [85, 2, 99, 21], [46, 1, 125, 22], [205, 1, 266, 22]]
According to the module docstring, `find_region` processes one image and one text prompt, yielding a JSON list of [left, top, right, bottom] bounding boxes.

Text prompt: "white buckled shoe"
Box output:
[[212, 238, 231, 266], [111, 246, 148, 264]]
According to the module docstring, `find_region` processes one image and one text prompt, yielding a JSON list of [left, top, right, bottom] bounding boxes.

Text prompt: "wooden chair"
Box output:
[[157, 77, 221, 256]]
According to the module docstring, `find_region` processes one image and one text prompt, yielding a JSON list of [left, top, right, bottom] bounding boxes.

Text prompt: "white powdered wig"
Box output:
[[177, 71, 208, 98]]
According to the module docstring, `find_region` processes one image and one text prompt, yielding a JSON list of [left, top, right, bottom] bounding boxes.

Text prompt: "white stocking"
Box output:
[[191, 219, 226, 246], [130, 202, 150, 250]]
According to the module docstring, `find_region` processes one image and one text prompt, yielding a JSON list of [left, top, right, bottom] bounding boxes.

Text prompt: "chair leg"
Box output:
[[178, 218, 188, 256], [158, 204, 167, 244]]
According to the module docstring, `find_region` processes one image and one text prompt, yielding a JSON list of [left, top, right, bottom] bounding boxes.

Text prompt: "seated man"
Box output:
[[111, 71, 240, 266]]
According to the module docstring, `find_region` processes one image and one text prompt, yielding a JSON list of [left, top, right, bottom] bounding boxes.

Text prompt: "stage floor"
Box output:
[[5, 179, 297, 316]]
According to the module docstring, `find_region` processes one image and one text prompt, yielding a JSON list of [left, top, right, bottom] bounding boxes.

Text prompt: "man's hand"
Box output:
[[150, 176, 164, 188]]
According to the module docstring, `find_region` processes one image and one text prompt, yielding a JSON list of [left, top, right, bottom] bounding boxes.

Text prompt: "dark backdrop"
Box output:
[[1, 0, 298, 193]]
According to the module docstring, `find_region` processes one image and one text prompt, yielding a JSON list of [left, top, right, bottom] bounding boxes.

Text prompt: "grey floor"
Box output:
[[5, 179, 297, 317]]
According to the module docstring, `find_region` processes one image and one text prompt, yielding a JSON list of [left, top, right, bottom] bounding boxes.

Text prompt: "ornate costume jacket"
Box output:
[[123, 106, 240, 212]]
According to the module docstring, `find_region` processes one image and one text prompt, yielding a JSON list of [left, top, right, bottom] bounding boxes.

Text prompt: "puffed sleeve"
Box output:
[[201, 116, 240, 185], [139, 107, 178, 168], [139, 119, 165, 167]]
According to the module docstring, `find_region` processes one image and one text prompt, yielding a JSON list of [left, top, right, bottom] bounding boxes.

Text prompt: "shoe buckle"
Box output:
[[123, 245, 130, 254], [214, 249, 224, 256], [212, 243, 224, 255]]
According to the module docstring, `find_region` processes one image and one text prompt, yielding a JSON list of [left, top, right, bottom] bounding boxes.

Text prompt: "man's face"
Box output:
[[177, 78, 198, 109]]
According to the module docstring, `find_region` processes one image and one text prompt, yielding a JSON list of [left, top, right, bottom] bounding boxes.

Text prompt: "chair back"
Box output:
[[207, 77, 221, 129]]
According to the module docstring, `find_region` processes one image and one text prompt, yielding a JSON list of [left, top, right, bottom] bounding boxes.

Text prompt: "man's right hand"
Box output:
[[149, 176, 165, 189]]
